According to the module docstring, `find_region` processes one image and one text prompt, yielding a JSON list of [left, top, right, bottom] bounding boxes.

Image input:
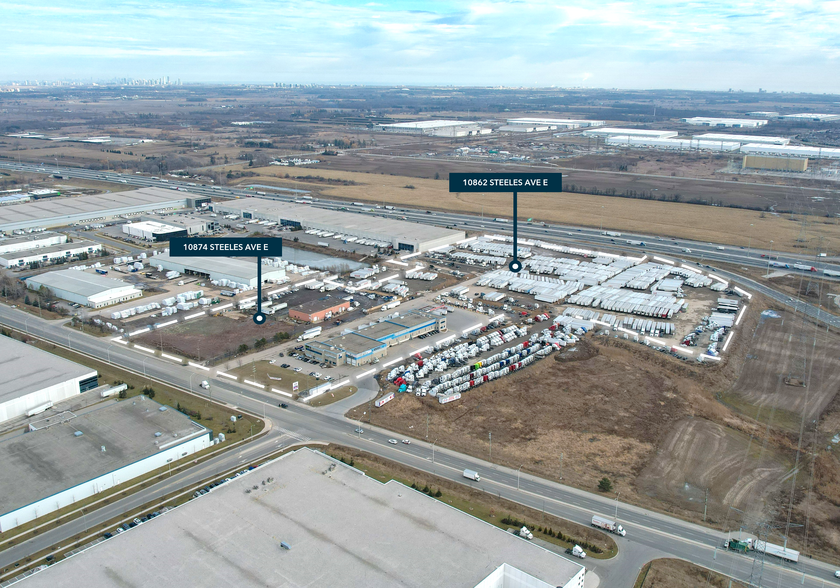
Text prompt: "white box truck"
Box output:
[[200, 381, 210, 390], [463, 469, 480, 481], [591, 515, 626, 536], [297, 326, 322, 342]]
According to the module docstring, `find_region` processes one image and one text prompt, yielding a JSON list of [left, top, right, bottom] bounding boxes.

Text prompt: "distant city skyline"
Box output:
[[2, 0, 839, 93]]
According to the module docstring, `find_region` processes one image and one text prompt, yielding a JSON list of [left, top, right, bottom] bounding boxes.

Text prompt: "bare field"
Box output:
[[724, 310, 840, 427], [636, 418, 790, 522], [233, 165, 840, 253]]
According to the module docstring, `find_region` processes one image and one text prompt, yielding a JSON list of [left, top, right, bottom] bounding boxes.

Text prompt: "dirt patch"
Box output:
[[636, 418, 790, 522], [723, 309, 840, 428], [636, 559, 747, 588]]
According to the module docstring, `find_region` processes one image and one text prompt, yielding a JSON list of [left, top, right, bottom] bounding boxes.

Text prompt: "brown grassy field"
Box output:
[[635, 559, 747, 588], [230, 166, 840, 253]]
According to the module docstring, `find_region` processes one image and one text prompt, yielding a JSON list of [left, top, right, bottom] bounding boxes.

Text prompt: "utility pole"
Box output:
[[488, 431, 492, 463], [559, 452, 563, 480], [703, 488, 708, 522], [426, 415, 429, 440]]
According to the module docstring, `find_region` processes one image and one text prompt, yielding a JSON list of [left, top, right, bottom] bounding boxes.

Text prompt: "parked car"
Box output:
[[280, 403, 289, 408]]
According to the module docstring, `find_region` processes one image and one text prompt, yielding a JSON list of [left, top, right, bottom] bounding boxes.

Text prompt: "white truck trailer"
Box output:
[[463, 469, 481, 481], [754, 540, 799, 563], [591, 515, 626, 537], [297, 326, 322, 342]]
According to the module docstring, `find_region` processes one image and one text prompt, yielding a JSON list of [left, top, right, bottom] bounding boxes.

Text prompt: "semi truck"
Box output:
[[297, 326, 322, 342], [494, 218, 509, 223], [565, 545, 586, 559], [793, 263, 817, 272], [463, 469, 481, 481], [591, 515, 626, 537], [754, 540, 799, 563], [601, 231, 621, 237], [724, 539, 749, 553]]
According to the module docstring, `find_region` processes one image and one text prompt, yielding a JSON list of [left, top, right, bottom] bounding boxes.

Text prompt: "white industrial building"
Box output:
[[153, 252, 286, 289], [0, 398, 211, 533], [607, 136, 741, 152], [582, 127, 678, 139], [681, 117, 767, 128], [0, 335, 98, 424], [0, 231, 66, 255], [747, 111, 779, 118], [692, 133, 790, 146], [214, 198, 466, 253], [0, 240, 101, 268], [739, 143, 840, 160], [497, 125, 548, 133], [0, 187, 189, 233], [780, 113, 840, 122], [19, 448, 586, 588], [122, 220, 188, 241], [26, 269, 142, 308], [378, 120, 490, 137], [506, 117, 604, 129]]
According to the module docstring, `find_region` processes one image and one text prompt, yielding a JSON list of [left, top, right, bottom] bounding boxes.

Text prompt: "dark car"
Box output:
[[121, 523, 130, 531], [280, 403, 289, 408], [103, 533, 113, 539], [278, 352, 284, 357], [128, 522, 137, 528]]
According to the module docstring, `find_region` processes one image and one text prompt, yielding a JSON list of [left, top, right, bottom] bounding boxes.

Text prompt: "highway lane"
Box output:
[[2, 305, 839, 586]]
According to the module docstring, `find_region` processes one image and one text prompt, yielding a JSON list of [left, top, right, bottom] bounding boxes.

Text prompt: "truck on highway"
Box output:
[[601, 231, 621, 237], [591, 515, 626, 537], [626, 240, 645, 246], [494, 218, 509, 223], [297, 326, 322, 342], [793, 263, 817, 272], [200, 381, 210, 390], [723, 539, 749, 553], [754, 540, 799, 563], [463, 469, 481, 481], [565, 545, 586, 559]]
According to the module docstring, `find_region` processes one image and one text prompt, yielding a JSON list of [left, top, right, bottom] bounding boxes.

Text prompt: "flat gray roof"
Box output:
[[0, 232, 63, 245], [216, 198, 463, 246], [154, 252, 285, 282], [0, 187, 187, 230], [0, 239, 99, 260], [26, 269, 135, 297], [357, 320, 404, 341], [292, 298, 349, 315], [0, 398, 207, 516], [22, 449, 583, 588], [0, 336, 96, 406], [388, 310, 437, 329], [328, 331, 385, 354]]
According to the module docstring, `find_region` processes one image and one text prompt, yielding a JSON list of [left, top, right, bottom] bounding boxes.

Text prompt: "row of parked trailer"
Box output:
[[110, 302, 162, 320], [404, 270, 438, 281], [567, 285, 684, 318], [559, 308, 676, 336]]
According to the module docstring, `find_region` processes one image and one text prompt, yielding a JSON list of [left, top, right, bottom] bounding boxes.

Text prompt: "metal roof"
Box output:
[[0, 187, 188, 230], [692, 133, 790, 145], [26, 269, 137, 297], [154, 252, 286, 282], [0, 336, 96, 406], [0, 240, 100, 261], [379, 119, 477, 129]]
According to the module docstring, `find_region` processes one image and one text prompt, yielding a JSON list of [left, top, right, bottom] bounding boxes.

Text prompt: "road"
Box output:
[[2, 304, 839, 587]]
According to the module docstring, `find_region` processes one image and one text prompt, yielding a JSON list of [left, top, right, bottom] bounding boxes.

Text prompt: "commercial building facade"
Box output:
[[0, 335, 98, 424], [582, 128, 678, 139], [681, 117, 767, 128], [0, 398, 211, 533], [606, 136, 741, 152], [0, 232, 66, 255], [0, 239, 101, 268], [26, 269, 142, 308], [289, 298, 351, 322], [213, 198, 465, 253], [304, 310, 446, 366], [122, 220, 188, 241]]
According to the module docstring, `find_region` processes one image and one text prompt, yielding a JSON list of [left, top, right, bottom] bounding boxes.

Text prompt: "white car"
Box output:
[[835, 571, 840, 579], [388, 439, 398, 445], [401, 439, 411, 445]]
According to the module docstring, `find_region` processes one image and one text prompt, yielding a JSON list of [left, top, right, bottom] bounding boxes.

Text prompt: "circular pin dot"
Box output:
[[253, 312, 267, 325], [509, 259, 522, 273]]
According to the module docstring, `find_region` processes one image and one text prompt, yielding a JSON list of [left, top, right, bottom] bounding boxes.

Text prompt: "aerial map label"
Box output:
[[168, 237, 283, 257], [449, 172, 562, 193]]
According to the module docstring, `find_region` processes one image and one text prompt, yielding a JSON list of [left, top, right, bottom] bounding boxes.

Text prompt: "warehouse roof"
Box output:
[[582, 127, 678, 138], [0, 187, 187, 229], [0, 232, 63, 247], [692, 133, 790, 145], [125, 220, 184, 234], [20, 448, 584, 588], [0, 239, 100, 260], [26, 269, 137, 297], [507, 117, 604, 127], [0, 398, 207, 517], [216, 199, 464, 246], [154, 252, 286, 282], [379, 119, 477, 129], [0, 336, 96, 406], [326, 331, 387, 354], [292, 297, 349, 315]]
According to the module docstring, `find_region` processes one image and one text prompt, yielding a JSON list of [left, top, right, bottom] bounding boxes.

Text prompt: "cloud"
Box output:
[[0, 0, 837, 91]]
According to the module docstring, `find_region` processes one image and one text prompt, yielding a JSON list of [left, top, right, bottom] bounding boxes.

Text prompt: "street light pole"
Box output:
[[747, 223, 754, 258], [517, 465, 523, 490], [432, 440, 437, 464], [614, 491, 621, 520]]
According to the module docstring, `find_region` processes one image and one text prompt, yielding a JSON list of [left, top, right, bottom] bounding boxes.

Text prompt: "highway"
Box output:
[[2, 304, 839, 587], [2, 161, 840, 584]]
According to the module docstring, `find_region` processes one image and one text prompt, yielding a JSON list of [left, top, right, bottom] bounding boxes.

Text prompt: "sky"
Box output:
[[2, 0, 840, 92]]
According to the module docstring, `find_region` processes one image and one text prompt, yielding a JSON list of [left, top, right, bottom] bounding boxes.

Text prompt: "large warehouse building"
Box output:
[[681, 117, 767, 127], [0, 231, 66, 255], [0, 239, 101, 268], [18, 448, 585, 588], [305, 310, 445, 366], [581, 127, 678, 139], [153, 251, 286, 289], [692, 133, 790, 145], [122, 220, 188, 242], [506, 117, 604, 129], [739, 143, 840, 160], [0, 397, 211, 533], [213, 198, 465, 253], [0, 335, 98, 424], [0, 187, 189, 232], [289, 298, 351, 322], [377, 120, 490, 137], [606, 136, 741, 152], [26, 269, 142, 308]]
